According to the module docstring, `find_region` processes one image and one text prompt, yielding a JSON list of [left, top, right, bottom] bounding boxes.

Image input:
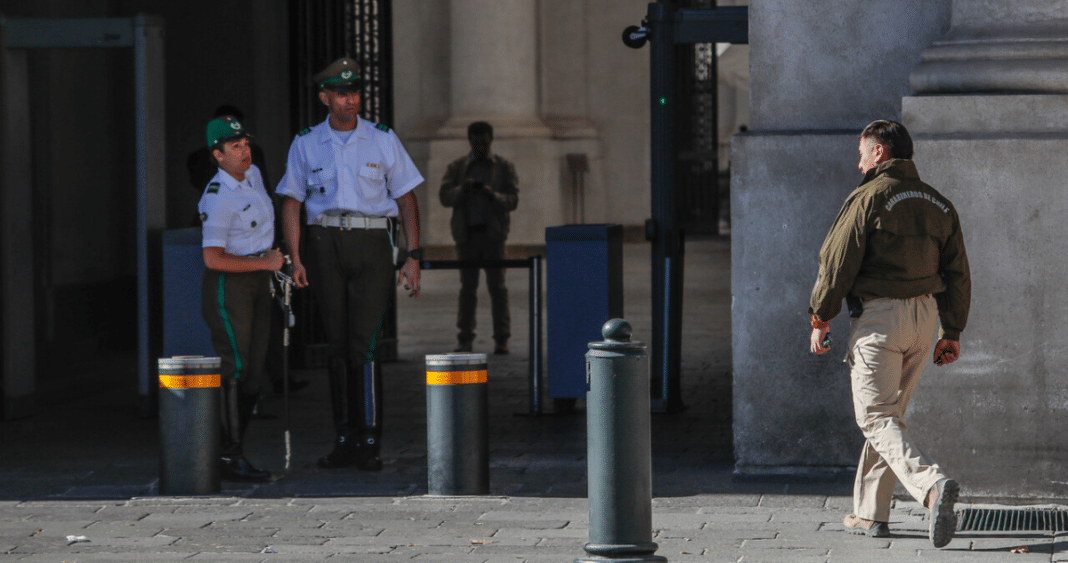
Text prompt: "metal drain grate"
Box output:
[[957, 508, 1068, 532]]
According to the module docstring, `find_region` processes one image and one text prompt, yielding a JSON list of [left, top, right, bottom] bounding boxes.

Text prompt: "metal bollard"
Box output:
[[158, 356, 222, 495], [425, 353, 490, 495], [577, 319, 666, 563]]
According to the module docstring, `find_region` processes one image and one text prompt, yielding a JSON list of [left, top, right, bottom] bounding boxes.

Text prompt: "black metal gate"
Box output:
[[288, 0, 398, 365], [673, 0, 720, 235], [290, 0, 394, 128]]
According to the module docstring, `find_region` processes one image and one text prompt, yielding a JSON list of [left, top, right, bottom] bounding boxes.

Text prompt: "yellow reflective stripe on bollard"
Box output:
[[158, 374, 221, 388], [426, 370, 487, 385]]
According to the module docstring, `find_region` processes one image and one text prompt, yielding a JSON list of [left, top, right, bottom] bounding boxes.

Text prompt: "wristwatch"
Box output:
[[407, 248, 423, 261]]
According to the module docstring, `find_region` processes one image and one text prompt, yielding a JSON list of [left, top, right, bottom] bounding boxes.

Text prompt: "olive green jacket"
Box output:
[[439, 154, 519, 244], [808, 159, 971, 340]]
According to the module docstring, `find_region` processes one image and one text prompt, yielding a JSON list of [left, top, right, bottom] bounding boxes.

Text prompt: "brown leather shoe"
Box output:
[[843, 514, 890, 538], [493, 342, 509, 355]]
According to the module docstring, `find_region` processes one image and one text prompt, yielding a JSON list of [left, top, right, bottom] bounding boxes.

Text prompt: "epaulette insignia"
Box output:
[[298, 128, 312, 136], [375, 123, 390, 133], [206, 182, 220, 194]]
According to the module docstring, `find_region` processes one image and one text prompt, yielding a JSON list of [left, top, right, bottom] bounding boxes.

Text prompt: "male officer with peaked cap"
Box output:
[[808, 120, 971, 548], [199, 116, 284, 482], [277, 57, 424, 471]]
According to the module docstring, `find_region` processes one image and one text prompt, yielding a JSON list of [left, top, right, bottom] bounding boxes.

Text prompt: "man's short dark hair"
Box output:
[[468, 121, 493, 139], [860, 120, 913, 160]]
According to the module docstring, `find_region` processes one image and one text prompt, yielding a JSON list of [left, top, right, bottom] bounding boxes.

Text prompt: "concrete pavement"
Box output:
[[1, 238, 1065, 561]]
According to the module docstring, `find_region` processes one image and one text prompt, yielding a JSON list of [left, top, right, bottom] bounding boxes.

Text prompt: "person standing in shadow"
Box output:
[[439, 121, 519, 355]]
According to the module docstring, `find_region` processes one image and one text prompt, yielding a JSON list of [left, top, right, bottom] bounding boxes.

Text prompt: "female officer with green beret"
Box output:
[[198, 116, 283, 482]]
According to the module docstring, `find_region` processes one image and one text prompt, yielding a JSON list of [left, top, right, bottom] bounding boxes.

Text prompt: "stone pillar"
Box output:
[[423, 0, 601, 247], [902, 0, 1068, 499], [437, 0, 550, 139], [910, 0, 1068, 94]]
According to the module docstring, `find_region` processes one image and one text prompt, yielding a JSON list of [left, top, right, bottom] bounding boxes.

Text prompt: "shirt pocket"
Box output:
[[306, 167, 338, 200], [357, 164, 389, 204], [358, 164, 386, 183], [236, 202, 268, 231]]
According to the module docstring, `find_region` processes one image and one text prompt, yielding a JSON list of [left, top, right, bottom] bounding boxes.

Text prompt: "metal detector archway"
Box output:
[[624, 3, 746, 412], [0, 16, 164, 418]]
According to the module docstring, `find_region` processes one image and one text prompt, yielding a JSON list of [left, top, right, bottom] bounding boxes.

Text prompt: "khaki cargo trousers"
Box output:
[[847, 295, 948, 522]]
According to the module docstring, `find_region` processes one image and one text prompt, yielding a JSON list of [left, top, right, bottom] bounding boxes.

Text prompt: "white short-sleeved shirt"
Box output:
[[198, 165, 275, 256], [275, 116, 424, 224]]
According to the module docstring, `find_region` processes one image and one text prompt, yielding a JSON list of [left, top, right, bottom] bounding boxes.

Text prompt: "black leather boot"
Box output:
[[354, 361, 383, 471], [318, 429, 359, 468], [221, 448, 271, 482], [319, 357, 359, 468], [220, 381, 271, 482]]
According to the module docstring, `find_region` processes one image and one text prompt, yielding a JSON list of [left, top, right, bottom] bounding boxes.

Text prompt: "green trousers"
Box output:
[[306, 225, 393, 366], [201, 268, 272, 395]]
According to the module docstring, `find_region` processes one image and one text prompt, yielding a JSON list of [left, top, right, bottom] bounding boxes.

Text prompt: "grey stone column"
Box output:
[[424, 0, 603, 247], [910, 0, 1068, 94], [902, 0, 1068, 499], [438, 0, 549, 139]]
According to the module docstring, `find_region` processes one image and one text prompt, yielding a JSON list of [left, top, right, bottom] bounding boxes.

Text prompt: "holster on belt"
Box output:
[[846, 294, 864, 319]]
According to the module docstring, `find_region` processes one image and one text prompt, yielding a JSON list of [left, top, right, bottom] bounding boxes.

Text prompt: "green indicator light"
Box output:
[[659, 97, 667, 105]]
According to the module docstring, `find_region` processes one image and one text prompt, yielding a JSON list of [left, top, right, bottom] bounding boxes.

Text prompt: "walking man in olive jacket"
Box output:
[[440, 122, 519, 354], [808, 120, 971, 548]]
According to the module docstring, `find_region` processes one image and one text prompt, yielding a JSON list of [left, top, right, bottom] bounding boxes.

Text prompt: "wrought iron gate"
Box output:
[[288, 0, 398, 364], [674, 0, 720, 235], [290, 0, 394, 128]]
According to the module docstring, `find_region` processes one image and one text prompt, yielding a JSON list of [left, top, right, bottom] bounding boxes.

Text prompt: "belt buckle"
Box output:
[[340, 214, 352, 230]]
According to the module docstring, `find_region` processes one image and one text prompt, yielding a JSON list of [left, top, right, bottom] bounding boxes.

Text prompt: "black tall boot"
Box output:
[[318, 357, 359, 468], [354, 361, 383, 471], [220, 380, 271, 482]]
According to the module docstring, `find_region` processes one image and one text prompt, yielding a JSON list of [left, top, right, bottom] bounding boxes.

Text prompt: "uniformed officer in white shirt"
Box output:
[[277, 57, 424, 471], [199, 116, 284, 482]]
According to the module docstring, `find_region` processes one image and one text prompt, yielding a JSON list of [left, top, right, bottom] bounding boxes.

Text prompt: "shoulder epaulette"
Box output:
[[298, 128, 312, 137], [375, 123, 391, 133], [206, 182, 220, 194]]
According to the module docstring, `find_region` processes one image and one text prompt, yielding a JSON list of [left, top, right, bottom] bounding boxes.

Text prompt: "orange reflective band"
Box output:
[[426, 370, 487, 385], [159, 374, 221, 389]]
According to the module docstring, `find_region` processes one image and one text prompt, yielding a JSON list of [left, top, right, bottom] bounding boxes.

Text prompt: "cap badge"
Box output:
[[341, 70, 353, 79], [230, 121, 242, 131]]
